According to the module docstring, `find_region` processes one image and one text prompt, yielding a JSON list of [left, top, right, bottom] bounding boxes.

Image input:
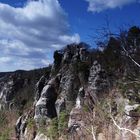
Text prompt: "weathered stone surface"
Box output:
[[15, 114, 28, 139], [0, 74, 25, 109], [34, 133, 50, 140], [88, 61, 109, 96], [55, 97, 66, 116], [34, 75, 61, 123], [35, 76, 46, 101], [0, 69, 47, 110]]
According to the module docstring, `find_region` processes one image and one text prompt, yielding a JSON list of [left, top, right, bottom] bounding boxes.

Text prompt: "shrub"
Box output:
[[58, 111, 69, 134], [48, 118, 58, 140], [27, 118, 36, 129], [0, 111, 8, 128], [0, 111, 13, 140], [78, 61, 89, 73], [54, 51, 63, 67], [0, 128, 11, 140]]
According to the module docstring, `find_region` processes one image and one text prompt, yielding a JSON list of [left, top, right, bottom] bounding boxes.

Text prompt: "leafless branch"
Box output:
[[109, 104, 140, 138]]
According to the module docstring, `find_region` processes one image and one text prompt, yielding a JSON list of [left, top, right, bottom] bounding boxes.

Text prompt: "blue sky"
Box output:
[[0, 0, 140, 72], [60, 0, 140, 44]]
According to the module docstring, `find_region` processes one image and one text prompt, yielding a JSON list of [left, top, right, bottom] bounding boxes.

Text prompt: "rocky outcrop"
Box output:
[[15, 115, 28, 139], [0, 72, 25, 110], [34, 75, 61, 123], [35, 76, 46, 101], [68, 87, 85, 130], [34, 133, 49, 140], [55, 97, 66, 116], [15, 109, 35, 140], [88, 61, 109, 95], [12, 42, 140, 140], [0, 68, 48, 111], [59, 70, 81, 109]]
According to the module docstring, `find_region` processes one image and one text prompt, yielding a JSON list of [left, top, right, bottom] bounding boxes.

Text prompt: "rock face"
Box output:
[[0, 69, 48, 110], [15, 114, 28, 139], [88, 61, 109, 95], [35, 76, 46, 101], [59, 70, 81, 109], [34, 133, 49, 140], [30, 44, 112, 140], [34, 75, 61, 123], [83, 60, 110, 107], [68, 87, 84, 130], [0, 72, 25, 110], [15, 109, 36, 140], [55, 97, 65, 116], [0, 78, 14, 110]]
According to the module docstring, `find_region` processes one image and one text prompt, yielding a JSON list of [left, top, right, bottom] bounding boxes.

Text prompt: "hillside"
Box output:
[[0, 26, 140, 140]]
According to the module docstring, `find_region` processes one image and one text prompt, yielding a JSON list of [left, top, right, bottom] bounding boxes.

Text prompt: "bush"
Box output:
[[27, 118, 36, 129], [0, 128, 11, 140], [54, 51, 63, 68], [58, 111, 69, 136], [0, 110, 8, 128], [78, 61, 89, 72], [0, 111, 12, 140], [71, 61, 90, 77], [48, 118, 58, 140]]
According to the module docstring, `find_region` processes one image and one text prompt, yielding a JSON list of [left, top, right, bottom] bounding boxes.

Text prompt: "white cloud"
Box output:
[[85, 0, 138, 12], [59, 34, 80, 45], [0, 57, 11, 63], [0, 0, 80, 71]]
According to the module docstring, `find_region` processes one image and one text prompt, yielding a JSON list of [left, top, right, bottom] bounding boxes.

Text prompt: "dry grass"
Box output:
[[0, 110, 19, 139]]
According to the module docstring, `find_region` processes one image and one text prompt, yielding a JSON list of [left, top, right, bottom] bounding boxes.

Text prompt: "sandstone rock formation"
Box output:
[[1, 39, 140, 140]]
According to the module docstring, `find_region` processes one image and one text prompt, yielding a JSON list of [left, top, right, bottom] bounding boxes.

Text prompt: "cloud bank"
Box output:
[[85, 0, 139, 12], [0, 0, 80, 71]]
